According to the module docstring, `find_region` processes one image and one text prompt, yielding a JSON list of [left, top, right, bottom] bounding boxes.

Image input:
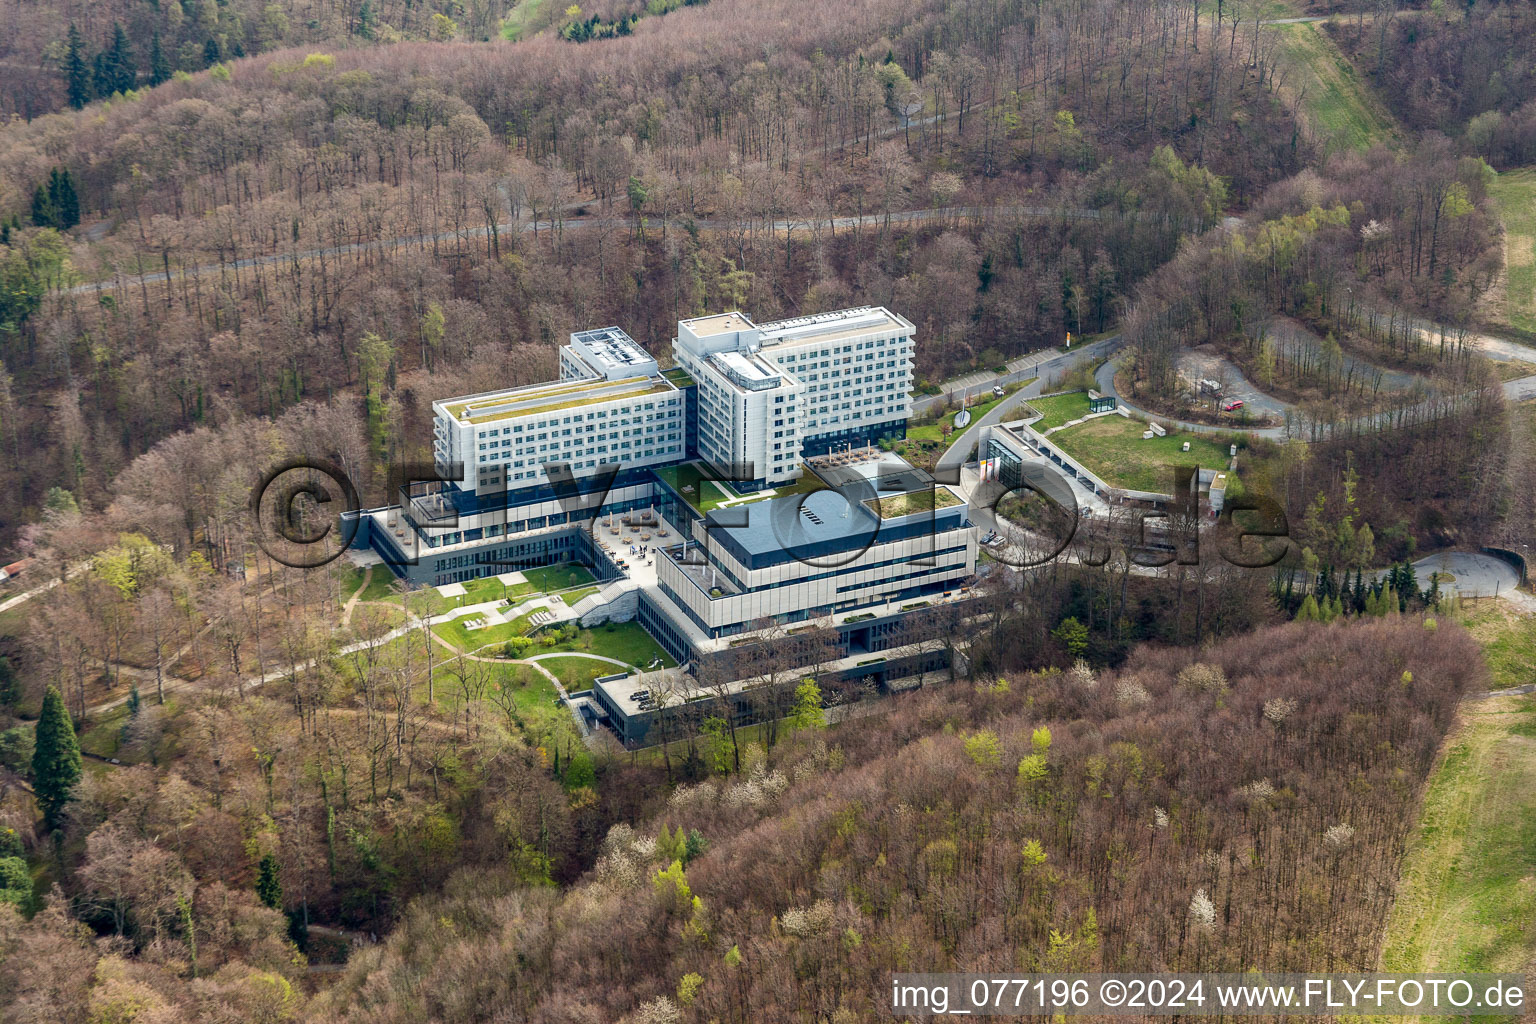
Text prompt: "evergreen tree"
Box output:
[[1352, 568, 1365, 612], [92, 51, 112, 101], [357, 0, 377, 38], [149, 32, 172, 86], [106, 23, 136, 94], [31, 685, 81, 831], [50, 168, 80, 229], [64, 24, 91, 109], [1295, 593, 1320, 622], [203, 37, 221, 67], [256, 853, 283, 909], [30, 183, 56, 228], [1397, 562, 1419, 610]]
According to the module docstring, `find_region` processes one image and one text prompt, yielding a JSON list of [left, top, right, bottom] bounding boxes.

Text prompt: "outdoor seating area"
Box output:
[[593, 506, 670, 570], [808, 445, 883, 470]]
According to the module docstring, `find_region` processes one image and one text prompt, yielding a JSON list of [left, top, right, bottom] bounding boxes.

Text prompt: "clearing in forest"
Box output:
[[1489, 169, 1536, 336], [1273, 22, 1397, 154], [1378, 605, 1536, 980]]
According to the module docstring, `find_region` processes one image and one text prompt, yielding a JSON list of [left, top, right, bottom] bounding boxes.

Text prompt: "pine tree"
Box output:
[[50, 168, 80, 229], [106, 23, 136, 94], [30, 183, 57, 228], [92, 51, 113, 101], [358, 0, 377, 38], [149, 32, 172, 86], [64, 24, 91, 109], [31, 685, 81, 831], [203, 37, 221, 67], [1397, 562, 1418, 610], [256, 853, 283, 909]]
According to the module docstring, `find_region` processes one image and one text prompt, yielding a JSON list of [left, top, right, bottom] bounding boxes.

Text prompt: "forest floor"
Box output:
[[1378, 604, 1536, 981], [1274, 21, 1398, 154], [1489, 169, 1536, 337]]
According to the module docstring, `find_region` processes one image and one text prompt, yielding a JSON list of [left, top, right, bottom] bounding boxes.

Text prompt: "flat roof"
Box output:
[[711, 350, 782, 391], [807, 448, 931, 493], [707, 487, 878, 559], [441, 375, 674, 424], [680, 312, 754, 337], [571, 327, 653, 372], [757, 306, 912, 347], [699, 469, 968, 567]]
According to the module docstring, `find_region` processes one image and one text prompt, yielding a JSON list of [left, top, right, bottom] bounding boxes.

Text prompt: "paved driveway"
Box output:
[[1410, 552, 1521, 599], [1175, 348, 1293, 421], [932, 337, 1120, 474]]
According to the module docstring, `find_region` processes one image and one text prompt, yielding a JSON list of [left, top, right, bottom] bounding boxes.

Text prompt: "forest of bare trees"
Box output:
[[4, 615, 1473, 1022], [0, 0, 1316, 546]]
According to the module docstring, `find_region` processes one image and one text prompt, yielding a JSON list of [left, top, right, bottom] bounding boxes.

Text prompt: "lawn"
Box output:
[[560, 586, 601, 605], [335, 564, 368, 606], [536, 655, 625, 689], [1489, 168, 1536, 335], [523, 563, 596, 593], [1274, 22, 1397, 154], [358, 568, 404, 603], [432, 606, 545, 652], [539, 621, 675, 669], [385, 564, 598, 619], [655, 463, 740, 513], [1049, 416, 1235, 494], [907, 380, 1034, 443], [1024, 390, 1092, 430], [1377, 605, 1536, 981]]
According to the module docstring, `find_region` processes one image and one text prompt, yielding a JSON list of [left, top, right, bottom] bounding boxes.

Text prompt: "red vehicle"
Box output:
[[1221, 399, 1244, 412]]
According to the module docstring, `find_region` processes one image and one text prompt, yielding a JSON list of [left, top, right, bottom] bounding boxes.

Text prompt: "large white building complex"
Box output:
[[354, 306, 977, 743], [673, 307, 915, 487]]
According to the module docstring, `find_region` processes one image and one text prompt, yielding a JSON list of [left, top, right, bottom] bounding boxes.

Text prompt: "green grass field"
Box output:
[[1275, 22, 1397, 154], [432, 607, 545, 652], [1489, 169, 1536, 335], [536, 655, 625, 689], [1048, 416, 1235, 493], [358, 568, 405, 603], [335, 564, 368, 606], [1377, 606, 1536, 986], [498, 0, 550, 41], [1024, 390, 1092, 430], [539, 621, 675, 668], [655, 463, 741, 513]]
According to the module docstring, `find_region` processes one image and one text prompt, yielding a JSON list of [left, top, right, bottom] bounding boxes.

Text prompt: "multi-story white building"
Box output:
[[433, 327, 686, 497], [673, 307, 915, 489]]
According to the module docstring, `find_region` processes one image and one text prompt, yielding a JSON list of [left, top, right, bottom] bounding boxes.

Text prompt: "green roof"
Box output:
[[662, 366, 697, 388], [863, 487, 962, 520], [446, 377, 674, 424]]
